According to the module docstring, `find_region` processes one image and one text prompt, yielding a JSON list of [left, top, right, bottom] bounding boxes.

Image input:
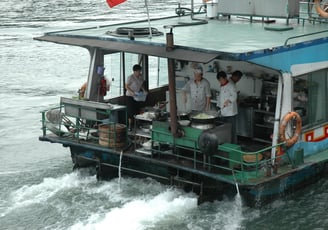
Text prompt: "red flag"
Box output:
[[106, 0, 126, 8]]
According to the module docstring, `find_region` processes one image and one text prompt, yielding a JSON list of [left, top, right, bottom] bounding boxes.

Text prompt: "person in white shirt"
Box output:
[[183, 66, 211, 112], [217, 71, 238, 143], [229, 70, 243, 102], [125, 64, 146, 131]]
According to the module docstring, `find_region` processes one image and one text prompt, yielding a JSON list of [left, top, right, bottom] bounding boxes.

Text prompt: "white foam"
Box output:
[[3, 171, 95, 215], [69, 189, 198, 230], [2, 171, 245, 230], [211, 195, 244, 230]]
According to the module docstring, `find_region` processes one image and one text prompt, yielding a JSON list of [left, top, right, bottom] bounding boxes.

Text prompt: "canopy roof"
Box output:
[[34, 14, 328, 64]]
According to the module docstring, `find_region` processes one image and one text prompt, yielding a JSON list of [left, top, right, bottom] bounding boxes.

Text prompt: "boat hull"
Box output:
[[67, 143, 328, 207], [240, 161, 328, 207]]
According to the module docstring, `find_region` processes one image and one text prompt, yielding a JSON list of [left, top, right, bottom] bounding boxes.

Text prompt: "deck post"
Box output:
[[166, 28, 178, 137]]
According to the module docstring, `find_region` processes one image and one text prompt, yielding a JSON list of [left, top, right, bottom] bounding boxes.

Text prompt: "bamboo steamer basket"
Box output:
[[98, 123, 127, 148]]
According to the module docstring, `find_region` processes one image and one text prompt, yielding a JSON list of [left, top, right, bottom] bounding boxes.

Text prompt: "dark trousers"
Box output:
[[221, 115, 237, 144], [126, 96, 143, 128]]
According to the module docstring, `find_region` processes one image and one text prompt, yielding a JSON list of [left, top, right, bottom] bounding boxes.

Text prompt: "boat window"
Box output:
[[106, 52, 168, 88], [293, 69, 328, 127], [104, 52, 169, 96], [104, 52, 123, 97], [148, 56, 168, 89]]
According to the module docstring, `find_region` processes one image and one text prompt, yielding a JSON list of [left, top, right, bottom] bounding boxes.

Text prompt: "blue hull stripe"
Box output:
[[244, 38, 328, 72]]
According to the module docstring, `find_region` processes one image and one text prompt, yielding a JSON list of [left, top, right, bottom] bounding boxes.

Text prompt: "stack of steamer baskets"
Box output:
[[98, 123, 127, 148]]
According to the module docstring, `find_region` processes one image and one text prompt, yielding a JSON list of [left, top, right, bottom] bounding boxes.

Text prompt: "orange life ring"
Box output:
[[279, 111, 302, 147], [314, 0, 328, 18]]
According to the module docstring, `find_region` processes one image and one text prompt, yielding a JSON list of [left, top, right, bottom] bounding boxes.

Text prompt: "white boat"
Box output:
[[35, 0, 328, 207]]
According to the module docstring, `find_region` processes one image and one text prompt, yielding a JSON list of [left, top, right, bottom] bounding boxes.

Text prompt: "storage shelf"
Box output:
[[255, 123, 274, 129], [254, 109, 274, 115], [253, 137, 272, 144], [135, 115, 153, 122], [253, 110, 274, 143], [252, 79, 277, 144], [136, 148, 152, 155], [134, 115, 153, 151], [135, 129, 151, 138], [263, 80, 278, 85]]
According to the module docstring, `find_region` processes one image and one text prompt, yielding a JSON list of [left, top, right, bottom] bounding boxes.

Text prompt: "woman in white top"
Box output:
[[125, 64, 146, 130]]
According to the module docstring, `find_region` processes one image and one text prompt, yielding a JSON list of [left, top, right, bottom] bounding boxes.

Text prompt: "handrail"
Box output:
[[151, 121, 288, 182], [284, 29, 328, 46], [41, 100, 128, 150]]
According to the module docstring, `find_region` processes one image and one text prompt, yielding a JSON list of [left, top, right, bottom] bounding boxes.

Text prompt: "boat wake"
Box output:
[[1, 170, 96, 217], [1, 169, 245, 229]]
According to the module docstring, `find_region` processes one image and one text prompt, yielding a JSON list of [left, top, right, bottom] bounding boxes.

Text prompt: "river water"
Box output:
[[0, 0, 328, 229]]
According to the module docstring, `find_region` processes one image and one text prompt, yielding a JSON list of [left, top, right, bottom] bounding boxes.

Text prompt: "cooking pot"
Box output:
[[191, 123, 215, 130], [155, 110, 168, 121], [178, 120, 191, 126], [178, 112, 190, 120]]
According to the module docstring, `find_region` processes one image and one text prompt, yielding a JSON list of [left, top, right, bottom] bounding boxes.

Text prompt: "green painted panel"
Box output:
[[152, 121, 202, 148]]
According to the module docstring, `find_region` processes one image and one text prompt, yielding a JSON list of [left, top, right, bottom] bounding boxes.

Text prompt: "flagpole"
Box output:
[[145, 0, 152, 39]]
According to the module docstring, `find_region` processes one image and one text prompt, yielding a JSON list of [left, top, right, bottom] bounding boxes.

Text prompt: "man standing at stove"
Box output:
[[217, 71, 238, 143], [182, 65, 211, 112]]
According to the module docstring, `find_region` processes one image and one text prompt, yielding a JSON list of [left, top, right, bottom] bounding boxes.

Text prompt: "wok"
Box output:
[[190, 110, 219, 124]]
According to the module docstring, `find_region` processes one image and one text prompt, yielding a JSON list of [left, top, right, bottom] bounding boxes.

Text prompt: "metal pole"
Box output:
[[166, 28, 178, 137], [145, 0, 152, 39]]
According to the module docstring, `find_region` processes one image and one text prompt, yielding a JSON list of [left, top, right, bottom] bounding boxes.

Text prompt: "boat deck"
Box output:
[[36, 12, 328, 61]]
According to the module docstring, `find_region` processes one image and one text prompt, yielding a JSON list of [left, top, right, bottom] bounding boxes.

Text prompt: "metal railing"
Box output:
[[40, 99, 128, 149], [41, 102, 288, 184], [150, 121, 288, 183], [299, 1, 328, 24]]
